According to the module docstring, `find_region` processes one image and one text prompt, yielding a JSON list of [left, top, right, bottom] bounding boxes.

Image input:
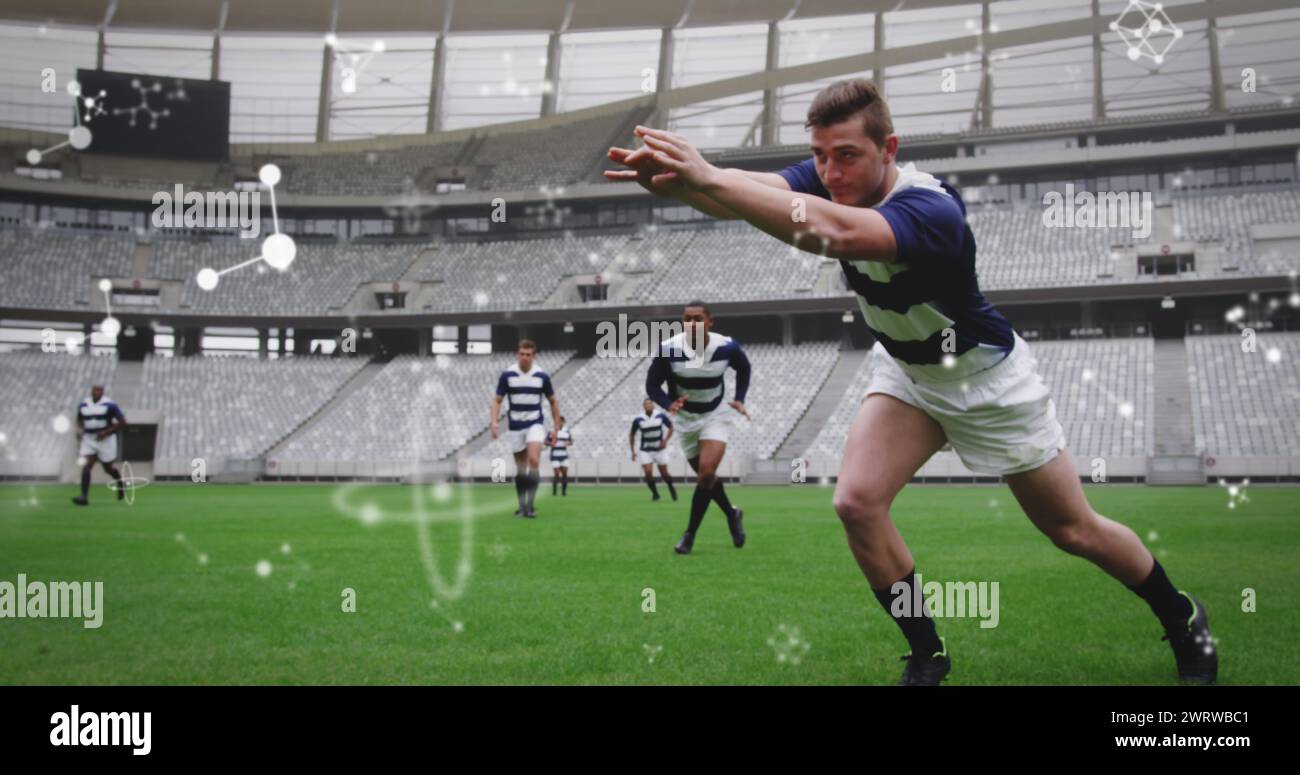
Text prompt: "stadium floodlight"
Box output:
[[1161, 296, 1176, 309]]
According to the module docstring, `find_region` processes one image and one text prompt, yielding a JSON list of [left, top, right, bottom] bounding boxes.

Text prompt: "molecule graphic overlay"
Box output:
[[325, 34, 386, 95], [767, 624, 812, 666], [196, 164, 295, 291], [26, 79, 106, 165], [255, 542, 312, 590], [112, 78, 186, 129], [96, 279, 121, 339], [330, 366, 528, 631], [175, 533, 210, 566], [106, 460, 149, 505], [1110, 1, 1183, 65]]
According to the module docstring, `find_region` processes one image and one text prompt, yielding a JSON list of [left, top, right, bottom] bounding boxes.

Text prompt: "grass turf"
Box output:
[[0, 482, 1296, 685]]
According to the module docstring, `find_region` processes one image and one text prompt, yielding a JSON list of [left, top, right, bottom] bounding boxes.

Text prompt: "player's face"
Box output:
[[643, 399, 654, 414], [517, 347, 535, 371], [810, 118, 898, 207], [682, 306, 711, 348], [91, 386, 104, 402]]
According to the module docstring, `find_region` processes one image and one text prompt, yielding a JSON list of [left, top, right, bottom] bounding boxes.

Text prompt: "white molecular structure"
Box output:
[[1110, 1, 1184, 65], [384, 177, 439, 233], [1219, 478, 1251, 510], [767, 624, 812, 666], [325, 34, 385, 95], [26, 79, 105, 165], [112, 77, 183, 129], [195, 164, 295, 291], [106, 460, 149, 505], [96, 278, 121, 339]]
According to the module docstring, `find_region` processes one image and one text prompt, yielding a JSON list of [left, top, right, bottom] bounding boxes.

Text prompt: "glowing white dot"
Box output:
[[1147, 530, 1159, 542], [0, 432, 6, 444], [1265, 348, 1281, 363], [942, 354, 957, 369], [324, 33, 337, 46], [66, 80, 81, 97], [1228, 485, 1239, 497], [1289, 292, 1300, 308], [372, 40, 385, 53], [256, 560, 273, 577], [69, 125, 91, 150], [360, 504, 381, 525], [1081, 369, 1094, 382], [1150, 19, 1163, 33], [473, 291, 489, 307], [196, 268, 219, 291], [1127, 47, 1141, 61], [100, 316, 121, 337], [258, 163, 282, 187], [431, 482, 452, 502], [1153, 54, 1164, 65], [280, 543, 291, 555], [52, 415, 71, 434], [1118, 402, 1134, 418], [197, 553, 209, 565], [98, 278, 111, 293], [25, 149, 41, 165], [452, 621, 464, 633], [262, 233, 296, 271]]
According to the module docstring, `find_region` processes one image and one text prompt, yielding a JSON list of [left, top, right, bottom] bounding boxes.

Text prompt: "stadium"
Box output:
[[0, 0, 1298, 690]]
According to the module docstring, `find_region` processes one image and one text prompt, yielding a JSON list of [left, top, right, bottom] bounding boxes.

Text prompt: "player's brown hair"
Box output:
[[805, 78, 894, 149], [517, 339, 537, 352]]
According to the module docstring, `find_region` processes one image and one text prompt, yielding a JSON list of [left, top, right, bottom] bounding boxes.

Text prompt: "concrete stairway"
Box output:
[[774, 349, 866, 461], [1148, 338, 1204, 484]]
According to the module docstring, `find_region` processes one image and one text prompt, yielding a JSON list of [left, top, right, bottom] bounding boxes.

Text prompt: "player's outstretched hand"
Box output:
[[634, 126, 719, 189], [729, 401, 750, 420], [668, 397, 688, 415], [604, 146, 681, 199]]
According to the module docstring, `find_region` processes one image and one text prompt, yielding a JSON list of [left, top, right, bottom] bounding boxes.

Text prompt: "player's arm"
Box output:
[[544, 377, 560, 446], [605, 143, 789, 221], [636, 128, 903, 263], [646, 356, 686, 413], [629, 420, 639, 459], [661, 415, 673, 447], [490, 373, 507, 439], [98, 404, 127, 440], [728, 345, 752, 420]]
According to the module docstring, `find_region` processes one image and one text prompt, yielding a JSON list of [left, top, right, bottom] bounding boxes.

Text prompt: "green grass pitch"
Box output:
[[1, 482, 1297, 685]]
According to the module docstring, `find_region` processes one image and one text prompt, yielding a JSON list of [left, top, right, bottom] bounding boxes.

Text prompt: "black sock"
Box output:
[[524, 469, 540, 510], [561, 474, 567, 495], [687, 484, 711, 535], [645, 476, 659, 497], [80, 467, 91, 498], [873, 568, 944, 657], [514, 473, 527, 511], [712, 480, 734, 516], [662, 474, 676, 499], [104, 466, 122, 498], [552, 478, 557, 495], [1128, 558, 1194, 632]]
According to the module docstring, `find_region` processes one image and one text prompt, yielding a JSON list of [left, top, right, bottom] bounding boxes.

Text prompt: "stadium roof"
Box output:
[[6, 0, 983, 35]]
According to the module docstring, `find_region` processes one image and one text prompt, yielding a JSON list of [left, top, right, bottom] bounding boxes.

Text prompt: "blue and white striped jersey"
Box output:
[[77, 396, 125, 432], [779, 160, 1015, 381], [495, 366, 555, 431], [646, 331, 751, 415], [549, 428, 573, 461], [630, 411, 673, 451]]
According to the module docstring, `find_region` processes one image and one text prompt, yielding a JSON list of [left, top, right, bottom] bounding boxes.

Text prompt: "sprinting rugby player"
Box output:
[[629, 397, 678, 502], [646, 302, 750, 554], [548, 415, 573, 496], [607, 78, 1216, 685], [490, 340, 560, 518], [72, 384, 127, 506]]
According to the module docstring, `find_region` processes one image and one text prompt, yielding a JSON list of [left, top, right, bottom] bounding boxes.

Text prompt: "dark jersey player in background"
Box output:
[[73, 384, 127, 505]]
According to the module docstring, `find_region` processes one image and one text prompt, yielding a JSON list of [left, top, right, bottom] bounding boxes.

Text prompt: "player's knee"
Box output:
[[833, 482, 891, 529], [1045, 521, 1095, 557], [696, 469, 718, 488]]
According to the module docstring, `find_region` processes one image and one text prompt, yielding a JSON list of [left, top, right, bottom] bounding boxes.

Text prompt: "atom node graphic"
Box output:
[[106, 461, 149, 505], [97, 278, 120, 339], [26, 79, 104, 165], [196, 164, 295, 291], [1109, 1, 1183, 65]]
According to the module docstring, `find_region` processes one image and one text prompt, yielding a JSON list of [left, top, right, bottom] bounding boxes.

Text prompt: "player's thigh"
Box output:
[[525, 442, 542, 467], [696, 439, 726, 476], [1004, 446, 1095, 535], [835, 393, 947, 514]]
